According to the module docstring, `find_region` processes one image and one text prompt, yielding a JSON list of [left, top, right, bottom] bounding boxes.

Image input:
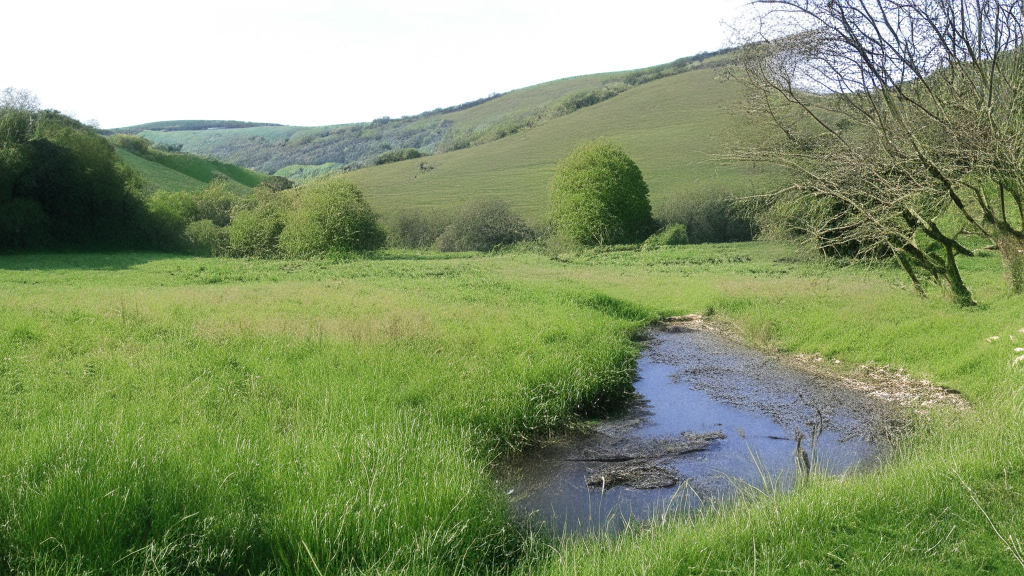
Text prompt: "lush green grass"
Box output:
[[346, 68, 782, 226], [1, 244, 1022, 574], [0, 251, 647, 574]]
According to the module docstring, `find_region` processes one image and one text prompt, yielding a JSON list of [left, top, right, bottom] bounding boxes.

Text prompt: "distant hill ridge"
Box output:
[[125, 49, 733, 176], [107, 120, 283, 135]]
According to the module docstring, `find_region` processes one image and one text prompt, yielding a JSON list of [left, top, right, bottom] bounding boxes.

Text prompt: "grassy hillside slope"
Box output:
[[116, 149, 207, 194], [115, 148, 266, 195], [346, 68, 776, 224], [132, 53, 730, 175]]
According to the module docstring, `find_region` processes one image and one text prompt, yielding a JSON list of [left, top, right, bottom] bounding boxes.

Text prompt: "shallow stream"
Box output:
[[506, 322, 899, 534]]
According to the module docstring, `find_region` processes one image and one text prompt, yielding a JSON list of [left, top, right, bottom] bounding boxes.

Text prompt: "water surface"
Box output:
[[506, 324, 895, 534]]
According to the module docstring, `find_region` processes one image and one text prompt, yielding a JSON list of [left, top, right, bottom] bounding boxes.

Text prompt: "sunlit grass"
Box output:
[[1, 243, 1022, 574]]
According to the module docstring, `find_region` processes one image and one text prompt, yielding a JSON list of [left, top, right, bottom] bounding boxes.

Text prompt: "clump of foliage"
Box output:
[[152, 142, 183, 153], [146, 180, 240, 253], [434, 199, 534, 252], [256, 175, 294, 192], [373, 148, 424, 166], [277, 176, 386, 256], [642, 224, 689, 249], [0, 91, 157, 251], [554, 84, 628, 116], [383, 209, 453, 249], [109, 134, 151, 156], [227, 191, 286, 258], [183, 219, 230, 255], [549, 140, 655, 245], [656, 194, 754, 244]]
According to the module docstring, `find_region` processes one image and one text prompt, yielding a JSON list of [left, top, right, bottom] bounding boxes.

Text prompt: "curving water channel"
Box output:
[[505, 321, 901, 534]]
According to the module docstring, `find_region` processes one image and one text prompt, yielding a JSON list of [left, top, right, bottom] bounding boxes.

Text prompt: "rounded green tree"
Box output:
[[549, 140, 654, 245]]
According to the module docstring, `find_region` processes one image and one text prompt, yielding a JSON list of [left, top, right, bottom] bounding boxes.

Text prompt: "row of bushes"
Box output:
[[383, 199, 536, 252], [1, 107, 750, 257], [147, 177, 387, 258]]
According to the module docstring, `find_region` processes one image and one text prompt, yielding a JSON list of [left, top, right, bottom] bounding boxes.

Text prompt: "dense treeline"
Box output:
[[0, 101, 158, 251]]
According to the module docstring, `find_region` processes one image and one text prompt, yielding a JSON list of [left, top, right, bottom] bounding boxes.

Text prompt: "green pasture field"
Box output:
[[346, 69, 782, 226], [1, 243, 1021, 575]]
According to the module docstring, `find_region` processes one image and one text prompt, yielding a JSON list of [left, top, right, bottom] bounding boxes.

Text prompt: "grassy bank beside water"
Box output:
[[1, 244, 1021, 574]]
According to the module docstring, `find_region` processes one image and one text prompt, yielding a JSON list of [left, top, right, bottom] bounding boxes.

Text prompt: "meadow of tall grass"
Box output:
[[1, 243, 1021, 574]]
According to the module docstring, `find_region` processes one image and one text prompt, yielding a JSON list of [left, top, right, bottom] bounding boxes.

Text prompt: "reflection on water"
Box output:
[[506, 324, 894, 534]]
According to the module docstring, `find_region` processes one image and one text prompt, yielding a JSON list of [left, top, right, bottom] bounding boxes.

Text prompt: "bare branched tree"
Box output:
[[732, 0, 1024, 305]]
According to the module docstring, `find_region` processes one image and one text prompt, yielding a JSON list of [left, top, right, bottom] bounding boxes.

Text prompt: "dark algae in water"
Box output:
[[506, 320, 905, 534]]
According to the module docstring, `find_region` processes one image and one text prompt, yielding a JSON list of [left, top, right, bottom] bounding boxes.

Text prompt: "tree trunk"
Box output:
[[944, 243, 975, 306], [996, 234, 1024, 294]]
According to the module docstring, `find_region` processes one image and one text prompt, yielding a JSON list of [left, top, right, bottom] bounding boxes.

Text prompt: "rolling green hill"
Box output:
[[114, 147, 268, 196], [116, 149, 207, 194], [129, 51, 733, 176], [346, 67, 780, 225], [107, 120, 283, 134]]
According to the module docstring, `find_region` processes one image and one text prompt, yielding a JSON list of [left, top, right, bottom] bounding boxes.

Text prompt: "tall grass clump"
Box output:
[[549, 140, 655, 246], [277, 176, 385, 257]]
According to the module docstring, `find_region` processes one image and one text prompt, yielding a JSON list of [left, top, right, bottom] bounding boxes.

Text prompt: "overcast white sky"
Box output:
[[1, 0, 746, 129]]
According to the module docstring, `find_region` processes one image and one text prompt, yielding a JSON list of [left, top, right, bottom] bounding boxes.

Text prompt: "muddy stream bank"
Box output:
[[503, 319, 914, 534]]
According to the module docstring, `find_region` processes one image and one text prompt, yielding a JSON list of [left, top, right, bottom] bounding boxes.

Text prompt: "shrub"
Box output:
[[549, 140, 655, 245], [152, 142, 183, 153], [191, 181, 236, 227], [10, 113, 153, 250], [228, 192, 285, 258], [373, 148, 424, 166], [146, 191, 189, 249], [184, 219, 230, 256], [553, 85, 627, 116], [434, 199, 534, 252], [256, 175, 294, 192], [383, 209, 452, 249], [146, 181, 236, 230], [642, 224, 689, 249], [657, 194, 754, 244], [0, 107, 35, 147], [109, 134, 151, 156], [277, 177, 385, 256]]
